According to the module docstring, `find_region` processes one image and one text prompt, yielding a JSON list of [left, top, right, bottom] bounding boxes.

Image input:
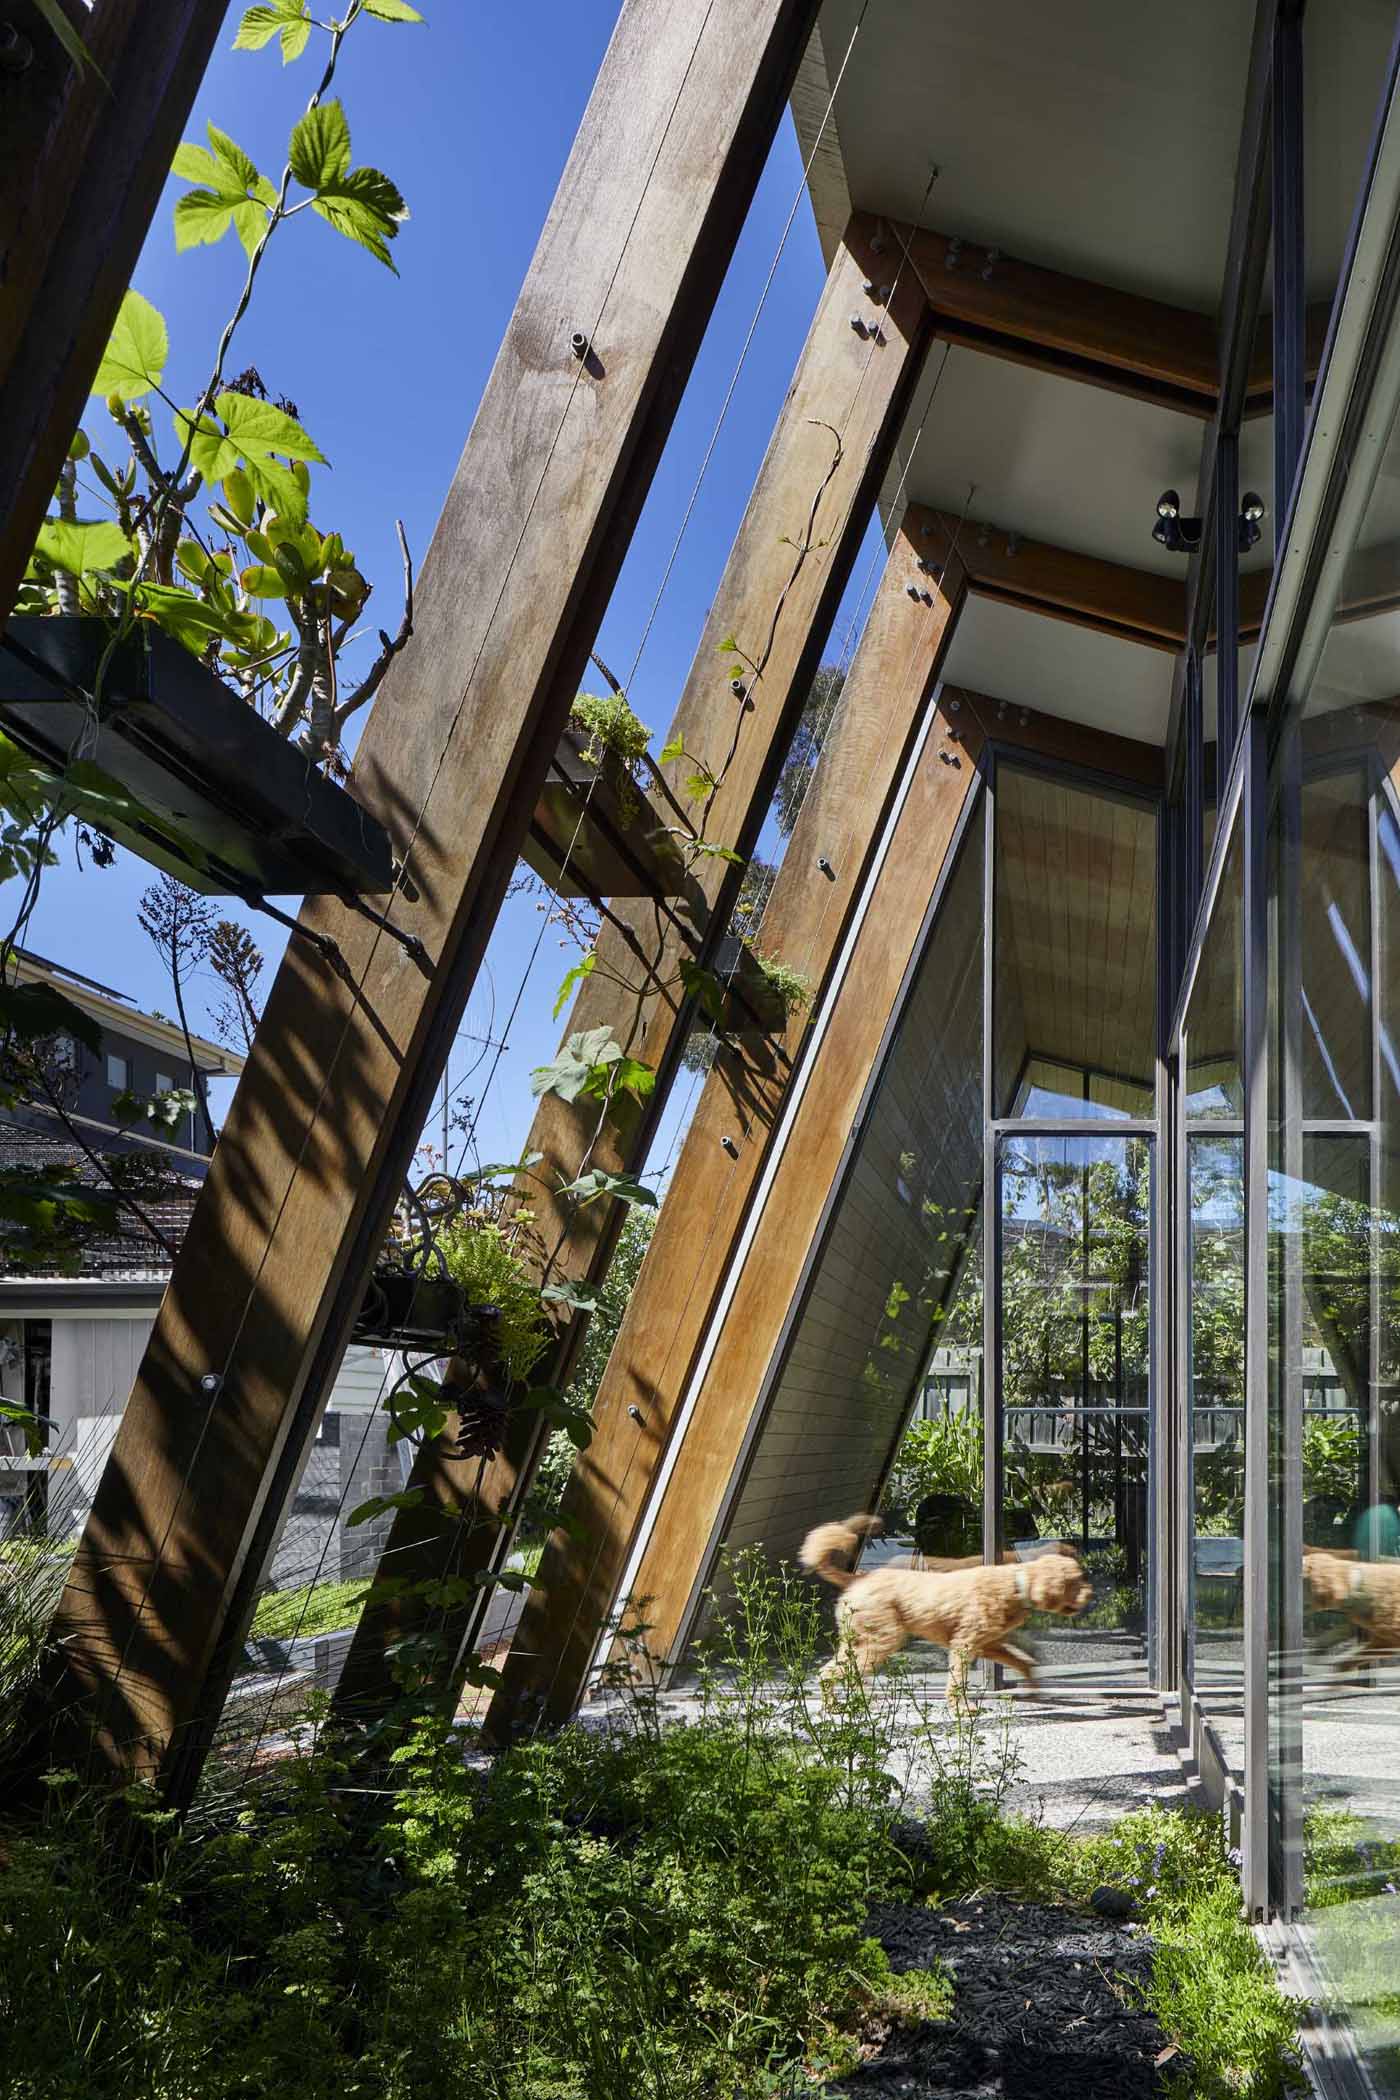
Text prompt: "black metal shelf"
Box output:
[[0, 617, 395, 898], [522, 722, 686, 902]]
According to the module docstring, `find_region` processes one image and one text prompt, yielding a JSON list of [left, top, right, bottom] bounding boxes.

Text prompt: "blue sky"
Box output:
[[26, 3, 877, 1183]]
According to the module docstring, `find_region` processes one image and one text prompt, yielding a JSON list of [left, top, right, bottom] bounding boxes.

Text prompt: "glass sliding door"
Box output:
[[987, 761, 1159, 1687], [994, 1130, 1153, 1684]]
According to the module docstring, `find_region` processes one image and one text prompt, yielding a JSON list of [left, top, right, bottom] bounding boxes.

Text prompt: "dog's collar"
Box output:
[[1013, 1565, 1031, 1602]]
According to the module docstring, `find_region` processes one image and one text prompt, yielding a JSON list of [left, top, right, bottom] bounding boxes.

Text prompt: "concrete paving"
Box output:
[[572, 1663, 1207, 1834]]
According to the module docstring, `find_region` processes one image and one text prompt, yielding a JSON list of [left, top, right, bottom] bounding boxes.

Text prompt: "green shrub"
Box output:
[[749, 950, 812, 1019], [570, 687, 651, 771], [0, 1559, 1305, 2100], [882, 1411, 982, 1528], [975, 1803, 1306, 2097], [434, 1216, 551, 1383]]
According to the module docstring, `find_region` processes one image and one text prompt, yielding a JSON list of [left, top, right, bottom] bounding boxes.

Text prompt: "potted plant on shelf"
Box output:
[[521, 688, 686, 903]]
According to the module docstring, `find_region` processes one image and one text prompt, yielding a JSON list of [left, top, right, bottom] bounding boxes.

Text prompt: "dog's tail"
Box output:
[[799, 1512, 883, 1590]]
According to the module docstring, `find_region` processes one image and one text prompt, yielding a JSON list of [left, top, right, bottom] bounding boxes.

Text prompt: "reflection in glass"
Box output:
[[1268, 721, 1400, 2085], [1186, 814, 1243, 1117], [996, 1133, 1151, 1682], [712, 807, 986, 1591], [1189, 1133, 1246, 1766], [993, 766, 1156, 1119]]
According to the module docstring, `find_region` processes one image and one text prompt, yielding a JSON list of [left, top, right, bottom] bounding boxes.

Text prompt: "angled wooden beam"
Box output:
[[32, 0, 829, 1798], [331, 215, 934, 1723], [0, 0, 228, 624], [915, 506, 1186, 652], [892, 223, 1221, 418], [483, 522, 970, 1734]]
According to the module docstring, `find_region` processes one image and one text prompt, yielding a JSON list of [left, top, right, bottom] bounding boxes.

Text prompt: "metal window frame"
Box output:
[[1167, 0, 1400, 2014], [983, 748, 1164, 1691]]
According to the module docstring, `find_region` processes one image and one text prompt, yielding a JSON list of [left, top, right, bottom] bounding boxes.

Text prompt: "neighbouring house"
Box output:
[[0, 949, 401, 1586]]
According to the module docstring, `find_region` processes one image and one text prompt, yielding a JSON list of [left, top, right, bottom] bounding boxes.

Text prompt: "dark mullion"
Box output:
[[1217, 435, 1241, 760], [1186, 649, 1206, 924], [1272, 3, 1307, 531]]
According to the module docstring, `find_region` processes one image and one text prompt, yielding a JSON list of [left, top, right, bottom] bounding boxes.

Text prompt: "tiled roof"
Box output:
[[0, 1116, 200, 1281]]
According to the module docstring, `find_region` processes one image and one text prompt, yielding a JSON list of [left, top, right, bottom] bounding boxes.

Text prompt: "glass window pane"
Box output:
[[1272, 609, 1400, 2079], [711, 810, 986, 1591], [998, 1132, 1152, 1684], [1189, 1130, 1246, 1771], [994, 766, 1158, 1118], [1185, 813, 1243, 1117]]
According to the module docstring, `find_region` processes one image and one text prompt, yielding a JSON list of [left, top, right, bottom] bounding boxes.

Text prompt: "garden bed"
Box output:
[[841, 1892, 1182, 2097]]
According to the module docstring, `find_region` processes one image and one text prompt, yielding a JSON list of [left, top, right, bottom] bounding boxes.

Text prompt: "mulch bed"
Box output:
[[833, 1892, 1190, 2098]]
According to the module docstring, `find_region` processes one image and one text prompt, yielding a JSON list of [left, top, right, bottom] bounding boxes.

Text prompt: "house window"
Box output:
[[156, 1071, 174, 1095], [106, 1053, 129, 1090]]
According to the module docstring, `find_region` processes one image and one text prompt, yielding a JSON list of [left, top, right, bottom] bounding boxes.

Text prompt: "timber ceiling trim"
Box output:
[[886, 219, 1330, 423], [911, 505, 1186, 654]]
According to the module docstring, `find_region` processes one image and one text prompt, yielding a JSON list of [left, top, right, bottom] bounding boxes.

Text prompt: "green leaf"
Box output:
[[680, 959, 726, 1026], [312, 165, 408, 273], [591, 1056, 655, 1104], [660, 735, 685, 765], [31, 0, 108, 83], [239, 564, 288, 600], [362, 0, 424, 19], [552, 949, 596, 1021], [539, 1278, 599, 1315], [34, 519, 132, 577], [288, 102, 406, 268], [348, 1488, 424, 1528], [172, 124, 277, 258], [234, 1, 311, 60], [0, 981, 101, 1054], [92, 291, 168, 403], [288, 99, 351, 187], [558, 1168, 658, 1209], [0, 1398, 44, 1460], [175, 394, 325, 523]]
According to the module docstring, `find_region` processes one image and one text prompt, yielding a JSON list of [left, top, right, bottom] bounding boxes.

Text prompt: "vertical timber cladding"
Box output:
[[0, 0, 229, 623], [334, 220, 934, 1719], [486, 517, 970, 1735], [37, 0, 832, 1795]]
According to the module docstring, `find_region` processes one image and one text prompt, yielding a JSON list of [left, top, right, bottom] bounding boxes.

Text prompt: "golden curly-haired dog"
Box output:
[[1303, 1549, 1400, 1664], [800, 1513, 1093, 1702]]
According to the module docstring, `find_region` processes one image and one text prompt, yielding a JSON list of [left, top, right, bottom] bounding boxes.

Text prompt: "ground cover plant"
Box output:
[[0, 1550, 1307, 2100]]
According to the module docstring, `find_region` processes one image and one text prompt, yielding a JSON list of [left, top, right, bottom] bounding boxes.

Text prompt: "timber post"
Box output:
[[0, 0, 229, 624]]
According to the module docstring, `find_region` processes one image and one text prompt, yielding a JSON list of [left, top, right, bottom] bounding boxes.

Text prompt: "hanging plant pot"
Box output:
[[0, 616, 395, 898], [710, 934, 791, 1038], [351, 1266, 493, 1353], [522, 723, 686, 902]]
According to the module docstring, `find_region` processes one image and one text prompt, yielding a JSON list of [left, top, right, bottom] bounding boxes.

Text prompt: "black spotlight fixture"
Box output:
[[1152, 489, 1268, 555], [1152, 490, 1200, 554], [1239, 489, 1266, 552]]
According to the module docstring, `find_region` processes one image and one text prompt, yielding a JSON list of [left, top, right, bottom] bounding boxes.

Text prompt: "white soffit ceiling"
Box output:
[[799, 1, 1394, 306], [806, 0, 1253, 308], [942, 595, 1173, 746], [894, 348, 1278, 574]]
